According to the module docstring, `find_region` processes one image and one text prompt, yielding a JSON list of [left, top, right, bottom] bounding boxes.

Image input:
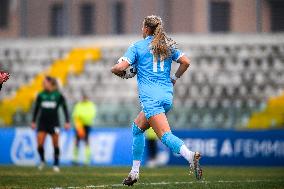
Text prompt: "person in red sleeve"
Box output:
[[0, 71, 10, 91]]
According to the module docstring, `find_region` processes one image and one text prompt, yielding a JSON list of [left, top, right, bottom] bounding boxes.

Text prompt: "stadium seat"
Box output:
[[0, 35, 283, 128]]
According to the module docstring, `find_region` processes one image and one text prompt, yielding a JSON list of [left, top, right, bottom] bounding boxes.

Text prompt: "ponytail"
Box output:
[[144, 15, 177, 61]]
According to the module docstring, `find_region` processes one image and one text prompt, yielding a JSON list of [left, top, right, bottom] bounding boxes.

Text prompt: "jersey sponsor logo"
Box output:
[[41, 101, 57, 108], [11, 129, 37, 165]]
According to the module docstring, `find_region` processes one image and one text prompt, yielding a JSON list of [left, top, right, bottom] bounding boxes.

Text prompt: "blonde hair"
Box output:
[[143, 15, 177, 61]]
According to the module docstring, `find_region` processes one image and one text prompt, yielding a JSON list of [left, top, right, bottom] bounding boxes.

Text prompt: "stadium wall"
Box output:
[[0, 128, 283, 166]]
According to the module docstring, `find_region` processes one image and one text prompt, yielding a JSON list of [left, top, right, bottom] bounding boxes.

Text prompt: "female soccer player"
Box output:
[[111, 15, 202, 186], [31, 76, 70, 172]]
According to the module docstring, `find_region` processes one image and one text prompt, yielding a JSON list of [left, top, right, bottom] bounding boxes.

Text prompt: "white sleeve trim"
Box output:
[[174, 53, 185, 62], [118, 57, 132, 65]]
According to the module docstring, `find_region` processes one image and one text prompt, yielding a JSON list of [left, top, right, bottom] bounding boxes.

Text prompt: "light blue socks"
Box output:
[[132, 123, 145, 161], [161, 132, 184, 154], [131, 124, 191, 172]]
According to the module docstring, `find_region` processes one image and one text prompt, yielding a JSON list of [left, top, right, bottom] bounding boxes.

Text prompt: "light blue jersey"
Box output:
[[122, 35, 184, 119]]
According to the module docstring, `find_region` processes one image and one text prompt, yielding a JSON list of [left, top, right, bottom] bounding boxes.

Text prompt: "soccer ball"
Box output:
[[117, 57, 137, 79], [124, 65, 137, 79]]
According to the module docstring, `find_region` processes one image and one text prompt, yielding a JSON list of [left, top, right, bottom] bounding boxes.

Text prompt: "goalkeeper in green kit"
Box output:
[[72, 93, 96, 165]]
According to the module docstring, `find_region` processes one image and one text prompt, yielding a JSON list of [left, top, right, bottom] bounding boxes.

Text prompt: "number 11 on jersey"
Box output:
[[153, 55, 164, 72]]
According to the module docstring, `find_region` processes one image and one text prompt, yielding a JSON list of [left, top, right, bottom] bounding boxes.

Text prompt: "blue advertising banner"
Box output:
[[0, 128, 283, 166], [170, 130, 284, 166], [0, 128, 133, 166]]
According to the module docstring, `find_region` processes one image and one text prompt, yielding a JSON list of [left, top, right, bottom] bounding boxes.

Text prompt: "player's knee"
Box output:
[[52, 139, 59, 148], [134, 113, 149, 130], [132, 122, 144, 136], [37, 139, 45, 147]]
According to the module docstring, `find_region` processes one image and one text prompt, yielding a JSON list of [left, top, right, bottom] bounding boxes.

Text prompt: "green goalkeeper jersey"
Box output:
[[32, 90, 69, 126]]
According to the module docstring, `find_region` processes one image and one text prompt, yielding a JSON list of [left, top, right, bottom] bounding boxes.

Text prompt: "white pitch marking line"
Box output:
[[59, 179, 283, 189]]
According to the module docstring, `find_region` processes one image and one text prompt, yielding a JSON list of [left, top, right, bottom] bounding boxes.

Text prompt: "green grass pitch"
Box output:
[[0, 166, 283, 189]]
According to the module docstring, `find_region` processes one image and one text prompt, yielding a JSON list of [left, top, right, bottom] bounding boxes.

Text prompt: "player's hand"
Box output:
[[31, 122, 36, 130], [0, 71, 10, 84], [119, 71, 127, 79], [171, 78, 176, 86], [64, 122, 71, 130]]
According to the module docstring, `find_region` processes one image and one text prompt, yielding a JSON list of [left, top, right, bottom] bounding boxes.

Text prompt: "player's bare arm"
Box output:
[[111, 60, 129, 77], [171, 55, 190, 85]]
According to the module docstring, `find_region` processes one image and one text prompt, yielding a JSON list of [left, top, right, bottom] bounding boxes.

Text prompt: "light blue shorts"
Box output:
[[140, 97, 173, 119]]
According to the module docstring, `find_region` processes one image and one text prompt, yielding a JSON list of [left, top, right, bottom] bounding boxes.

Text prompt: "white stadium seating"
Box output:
[[0, 34, 283, 128]]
